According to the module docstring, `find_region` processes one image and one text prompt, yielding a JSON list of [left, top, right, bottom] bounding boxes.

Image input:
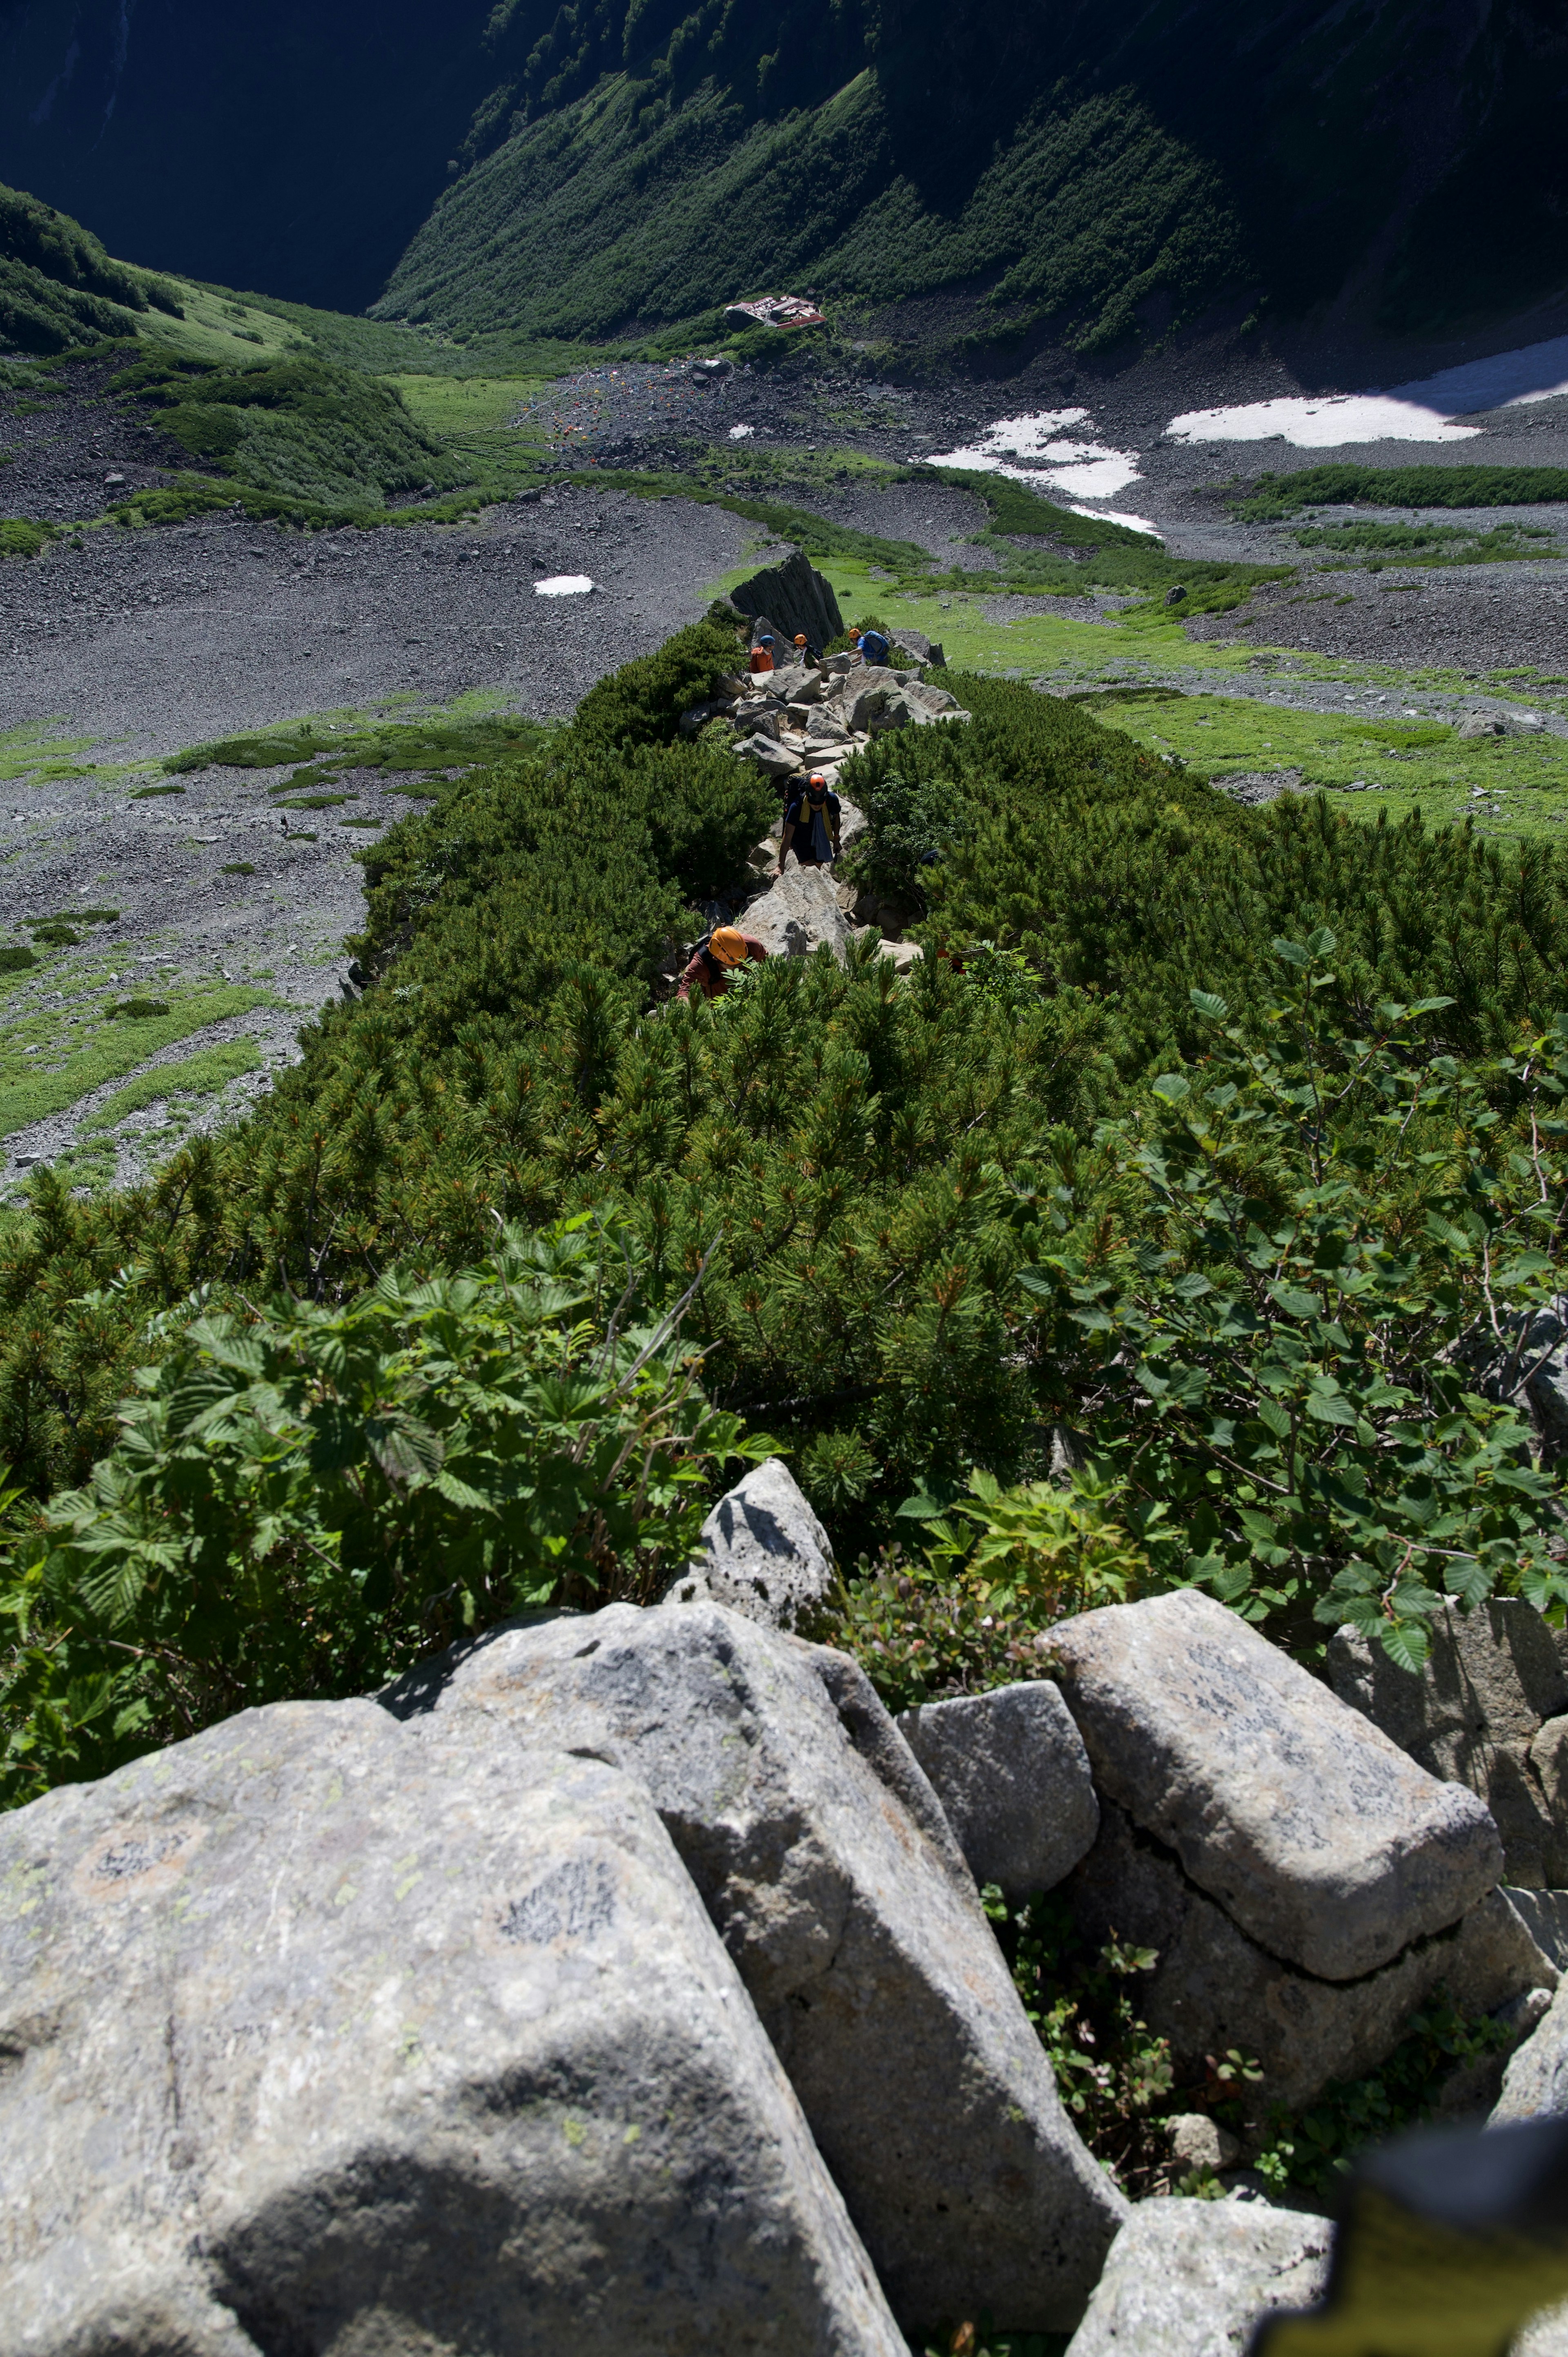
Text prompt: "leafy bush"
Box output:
[[0, 1217, 764, 1807], [0, 946, 36, 972]]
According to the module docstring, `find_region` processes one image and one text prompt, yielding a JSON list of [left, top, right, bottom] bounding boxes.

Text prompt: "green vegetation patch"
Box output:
[[1088, 689, 1568, 846], [0, 520, 52, 561], [0, 983, 282, 1139], [85, 1040, 265, 1131], [1238, 465, 1568, 521], [130, 783, 187, 799], [102, 350, 470, 514], [164, 712, 553, 778], [0, 948, 36, 974]]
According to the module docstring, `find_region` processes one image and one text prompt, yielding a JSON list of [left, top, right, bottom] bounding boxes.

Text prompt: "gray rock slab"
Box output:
[[1327, 1600, 1568, 1889], [666, 1456, 836, 1631], [746, 862, 855, 960], [1065, 1803, 1554, 2111], [1494, 1977, 1568, 2121], [381, 1602, 1127, 2335], [1062, 2199, 1333, 2357], [1048, 1588, 1504, 1980], [1500, 1887, 1568, 1972], [0, 1698, 904, 2357], [898, 1680, 1100, 1897]]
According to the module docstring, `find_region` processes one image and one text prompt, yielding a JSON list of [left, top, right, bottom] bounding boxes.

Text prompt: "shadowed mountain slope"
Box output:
[[1, 0, 1565, 353]]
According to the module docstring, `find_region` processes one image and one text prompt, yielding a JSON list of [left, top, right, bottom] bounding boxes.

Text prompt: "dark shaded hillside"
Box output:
[[1, 0, 1564, 352], [0, 0, 499, 311], [379, 0, 1568, 353]]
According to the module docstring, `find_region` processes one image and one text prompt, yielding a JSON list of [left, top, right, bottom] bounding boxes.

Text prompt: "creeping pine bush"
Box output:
[[2, 655, 1567, 1809], [0, 1217, 766, 1807]]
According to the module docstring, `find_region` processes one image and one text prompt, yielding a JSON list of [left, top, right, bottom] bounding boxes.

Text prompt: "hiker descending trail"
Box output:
[[748, 633, 776, 674], [780, 772, 841, 871], [676, 924, 768, 1000]]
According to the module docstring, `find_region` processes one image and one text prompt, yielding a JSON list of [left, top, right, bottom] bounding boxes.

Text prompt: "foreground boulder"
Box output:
[[1049, 1588, 1503, 1980], [1328, 1600, 1568, 1889], [665, 1455, 836, 1630], [0, 1700, 904, 2356], [383, 1602, 1128, 2333], [898, 1680, 1100, 1897], [1063, 2199, 1332, 2357]]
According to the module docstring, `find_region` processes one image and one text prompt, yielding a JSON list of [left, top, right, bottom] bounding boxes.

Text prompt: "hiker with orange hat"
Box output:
[[676, 923, 768, 1001], [779, 772, 841, 872]]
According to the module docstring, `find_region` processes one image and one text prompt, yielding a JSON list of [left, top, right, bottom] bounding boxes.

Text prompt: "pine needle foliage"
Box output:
[[2, 641, 1566, 1800]]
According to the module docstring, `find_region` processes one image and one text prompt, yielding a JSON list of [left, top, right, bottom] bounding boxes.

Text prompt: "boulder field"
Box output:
[[5, 1457, 1568, 2353]]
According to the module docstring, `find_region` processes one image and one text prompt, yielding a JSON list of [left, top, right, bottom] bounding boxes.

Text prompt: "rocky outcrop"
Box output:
[[1049, 1588, 1503, 1980], [665, 1456, 836, 1630], [381, 1601, 1128, 2335], [0, 1698, 905, 2357], [1062, 2199, 1333, 2357], [898, 1679, 1100, 1898], [694, 633, 970, 788], [1327, 1600, 1568, 1889], [726, 548, 843, 651]]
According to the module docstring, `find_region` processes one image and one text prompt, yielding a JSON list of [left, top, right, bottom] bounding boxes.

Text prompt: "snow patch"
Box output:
[[728, 423, 756, 440], [1165, 395, 1482, 447], [534, 575, 595, 597], [929, 409, 1143, 500], [1069, 505, 1162, 539]]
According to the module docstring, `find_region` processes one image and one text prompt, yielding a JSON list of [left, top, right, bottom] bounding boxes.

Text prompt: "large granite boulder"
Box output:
[[381, 1602, 1127, 2335], [665, 1456, 836, 1631], [1062, 2198, 1332, 2357], [1327, 1600, 1568, 1889], [898, 1680, 1100, 1898], [1048, 1588, 1503, 1980], [1066, 1804, 1555, 2110], [0, 1699, 904, 2357]]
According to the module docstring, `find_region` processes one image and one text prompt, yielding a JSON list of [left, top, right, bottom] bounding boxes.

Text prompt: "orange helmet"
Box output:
[[709, 926, 748, 967], [794, 633, 807, 647]]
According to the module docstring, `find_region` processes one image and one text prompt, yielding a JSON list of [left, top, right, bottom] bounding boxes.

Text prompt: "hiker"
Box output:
[[779, 771, 841, 872], [676, 923, 768, 1001], [748, 631, 776, 675], [858, 625, 891, 667]]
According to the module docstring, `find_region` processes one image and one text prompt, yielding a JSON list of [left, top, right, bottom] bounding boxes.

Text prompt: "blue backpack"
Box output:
[[860, 629, 891, 666]]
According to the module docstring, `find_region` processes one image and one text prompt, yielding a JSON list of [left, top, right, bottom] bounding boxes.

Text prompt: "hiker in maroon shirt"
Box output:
[[676, 924, 768, 1001]]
